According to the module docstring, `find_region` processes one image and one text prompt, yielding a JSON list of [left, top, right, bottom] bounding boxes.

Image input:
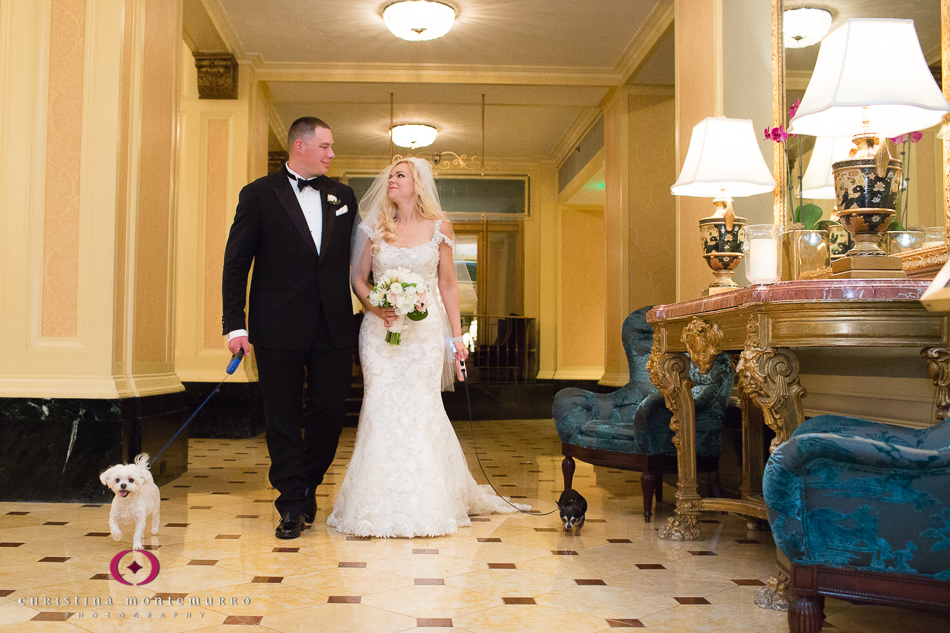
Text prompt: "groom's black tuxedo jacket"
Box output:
[[222, 167, 358, 351]]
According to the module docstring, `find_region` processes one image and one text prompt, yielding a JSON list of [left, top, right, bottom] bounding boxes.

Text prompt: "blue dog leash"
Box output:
[[148, 349, 245, 469]]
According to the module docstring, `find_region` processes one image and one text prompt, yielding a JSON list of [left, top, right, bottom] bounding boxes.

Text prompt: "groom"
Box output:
[[222, 117, 358, 539]]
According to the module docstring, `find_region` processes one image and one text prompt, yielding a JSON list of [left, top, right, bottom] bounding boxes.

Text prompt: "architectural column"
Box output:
[[0, 0, 186, 500], [600, 91, 632, 386], [628, 87, 677, 319], [674, 0, 773, 300], [531, 161, 560, 381], [174, 43, 270, 437]]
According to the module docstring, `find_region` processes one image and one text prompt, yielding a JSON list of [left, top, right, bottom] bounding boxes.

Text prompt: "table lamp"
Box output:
[[788, 18, 950, 276], [672, 117, 777, 295]]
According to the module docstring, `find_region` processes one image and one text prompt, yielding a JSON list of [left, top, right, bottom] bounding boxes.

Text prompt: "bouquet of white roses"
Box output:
[[367, 267, 430, 344]]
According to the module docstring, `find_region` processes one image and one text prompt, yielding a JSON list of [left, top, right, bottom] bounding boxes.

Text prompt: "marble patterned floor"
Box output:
[[1, 419, 946, 633]]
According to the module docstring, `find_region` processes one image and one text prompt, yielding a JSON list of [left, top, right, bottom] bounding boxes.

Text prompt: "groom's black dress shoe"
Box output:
[[304, 491, 317, 524], [275, 513, 305, 539]]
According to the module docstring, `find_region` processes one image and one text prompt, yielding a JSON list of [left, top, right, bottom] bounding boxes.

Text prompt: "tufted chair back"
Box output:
[[552, 305, 734, 522]]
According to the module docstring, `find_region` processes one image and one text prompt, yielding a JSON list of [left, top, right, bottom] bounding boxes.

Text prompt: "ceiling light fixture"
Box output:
[[390, 124, 439, 149], [383, 0, 456, 42], [783, 7, 832, 49]]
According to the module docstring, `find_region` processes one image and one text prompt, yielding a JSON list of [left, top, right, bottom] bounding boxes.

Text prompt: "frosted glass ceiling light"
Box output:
[[383, 1, 456, 42], [390, 124, 438, 149], [784, 8, 832, 48]]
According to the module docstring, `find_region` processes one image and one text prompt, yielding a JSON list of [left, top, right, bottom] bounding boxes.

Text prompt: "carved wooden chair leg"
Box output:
[[561, 455, 576, 491], [708, 469, 723, 498], [641, 470, 657, 523], [787, 593, 824, 633]]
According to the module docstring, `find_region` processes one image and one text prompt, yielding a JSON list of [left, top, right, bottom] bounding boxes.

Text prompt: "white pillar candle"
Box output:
[[748, 238, 779, 283]]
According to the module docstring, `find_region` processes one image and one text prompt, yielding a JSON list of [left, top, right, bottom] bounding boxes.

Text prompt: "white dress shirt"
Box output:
[[285, 164, 323, 255], [227, 164, 323, 342]]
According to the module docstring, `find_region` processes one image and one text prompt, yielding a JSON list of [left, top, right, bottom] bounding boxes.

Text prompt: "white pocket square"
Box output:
[[335, 205, 349, 216]]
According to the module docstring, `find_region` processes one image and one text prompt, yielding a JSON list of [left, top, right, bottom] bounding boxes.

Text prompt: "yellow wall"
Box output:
[[556, 207, 606, 378], [674, 0, 723, 301], [175, 43, 265, 383], [629, 89, 677, 316], [0, 0, 182, 398]]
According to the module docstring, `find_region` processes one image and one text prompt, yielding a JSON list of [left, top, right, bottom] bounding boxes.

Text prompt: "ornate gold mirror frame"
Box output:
[[773, 0, 950, 275], [772, 0, 788, 229], [901, 0, 950, 275]]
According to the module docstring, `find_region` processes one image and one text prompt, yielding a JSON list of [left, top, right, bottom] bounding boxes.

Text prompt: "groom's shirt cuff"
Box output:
[[227, 329, 248, 340]]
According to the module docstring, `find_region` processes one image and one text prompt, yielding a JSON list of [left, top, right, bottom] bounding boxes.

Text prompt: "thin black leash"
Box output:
[[459, 361, 558, 516], [148, 350, 245, 469]]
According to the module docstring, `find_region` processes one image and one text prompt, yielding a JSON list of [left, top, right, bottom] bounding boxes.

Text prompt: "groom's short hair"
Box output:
[[288, 117, 330, 147]]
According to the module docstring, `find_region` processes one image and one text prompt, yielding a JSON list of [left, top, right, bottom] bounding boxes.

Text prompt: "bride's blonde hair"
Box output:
[[373, 159, 447, 251]]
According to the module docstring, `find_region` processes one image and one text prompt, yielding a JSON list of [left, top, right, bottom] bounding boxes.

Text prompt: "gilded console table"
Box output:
[[646, 279, 950, 542]]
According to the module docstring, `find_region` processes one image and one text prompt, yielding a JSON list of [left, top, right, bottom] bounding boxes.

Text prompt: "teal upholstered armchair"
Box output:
[[764, 414, 950, 631], [553, 306, 734, 521]]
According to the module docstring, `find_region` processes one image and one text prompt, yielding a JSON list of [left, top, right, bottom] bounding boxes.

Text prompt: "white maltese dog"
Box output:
[[99, 453, 161, 550]]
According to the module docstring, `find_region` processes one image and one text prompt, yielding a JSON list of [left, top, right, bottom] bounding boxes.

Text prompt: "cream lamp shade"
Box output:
[[671, 117, 777, 198], [801, 137, 854, 199], [788, 18, 950, 139]]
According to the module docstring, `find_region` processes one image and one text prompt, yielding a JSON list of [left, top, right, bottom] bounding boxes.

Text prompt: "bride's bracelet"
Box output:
[[451, 336, 464, 343]]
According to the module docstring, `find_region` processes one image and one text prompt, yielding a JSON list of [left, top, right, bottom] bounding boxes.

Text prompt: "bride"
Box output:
[[327, 157, 529, 538]]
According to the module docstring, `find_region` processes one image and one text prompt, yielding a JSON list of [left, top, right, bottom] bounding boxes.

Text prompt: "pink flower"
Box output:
[[768, 125, 788, 143], [788, 98, 800, 120], [763, 127, 771, 141], [891, 131, 924, 144]]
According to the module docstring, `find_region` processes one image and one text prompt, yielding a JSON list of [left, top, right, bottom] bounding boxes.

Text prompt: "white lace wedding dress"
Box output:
[[327, 221, 529, 538]]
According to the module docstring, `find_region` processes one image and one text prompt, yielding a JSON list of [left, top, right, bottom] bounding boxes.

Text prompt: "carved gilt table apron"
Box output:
[[646, 280, 950, 543]]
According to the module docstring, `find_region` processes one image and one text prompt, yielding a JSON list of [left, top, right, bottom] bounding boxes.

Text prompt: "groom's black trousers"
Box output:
[[254, 313, 353, 518]]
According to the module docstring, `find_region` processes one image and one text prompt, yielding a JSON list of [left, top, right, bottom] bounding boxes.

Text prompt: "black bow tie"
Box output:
[[295, 176, 320, 192]]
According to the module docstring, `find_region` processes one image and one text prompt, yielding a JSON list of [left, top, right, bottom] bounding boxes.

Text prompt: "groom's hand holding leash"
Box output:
[[228, 335, 251, 358]]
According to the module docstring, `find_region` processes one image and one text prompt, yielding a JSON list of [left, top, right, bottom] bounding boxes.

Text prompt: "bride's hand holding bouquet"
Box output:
[[367, 267, 429, 344]]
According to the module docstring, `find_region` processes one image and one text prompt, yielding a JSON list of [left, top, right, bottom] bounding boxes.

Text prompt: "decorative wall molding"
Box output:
[[268, 150, 287, 175], [615, 0, 674, 84], [553, 365, 608, 381], [254, 63, 621, 87], [194, 53, 238, 99]]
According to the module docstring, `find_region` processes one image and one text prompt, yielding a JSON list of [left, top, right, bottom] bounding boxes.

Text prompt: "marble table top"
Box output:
[[648, 279, 932, 322]]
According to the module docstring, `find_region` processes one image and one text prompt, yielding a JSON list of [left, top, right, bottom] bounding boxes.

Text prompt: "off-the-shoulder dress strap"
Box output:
[[362, 221, 378, 244], [432, 219, 453, 246]]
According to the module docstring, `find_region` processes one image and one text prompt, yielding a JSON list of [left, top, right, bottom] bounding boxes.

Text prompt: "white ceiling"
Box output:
[[217, 0, 658, 68], [198, 0, 670, 163], [267, 82, 609, 160], [193, 0, 943, 175]]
